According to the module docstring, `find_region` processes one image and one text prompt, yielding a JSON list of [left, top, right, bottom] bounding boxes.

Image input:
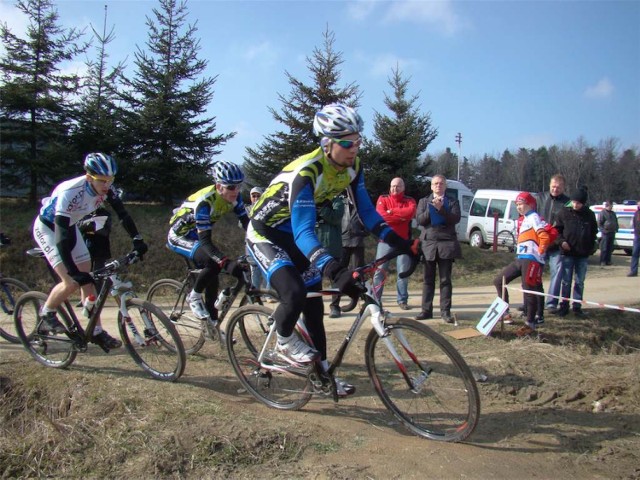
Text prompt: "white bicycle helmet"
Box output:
[[84, 153, 117, 176], [213, 161, 244, 185], [313, 103, 364, 139]]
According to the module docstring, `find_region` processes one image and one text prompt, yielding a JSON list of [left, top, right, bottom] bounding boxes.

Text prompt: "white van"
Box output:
[[466, 189, 522, 248], [591, 202, 637, 255], [418, 177, 474, 242]]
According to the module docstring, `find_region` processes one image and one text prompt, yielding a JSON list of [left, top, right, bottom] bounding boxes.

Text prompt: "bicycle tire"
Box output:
[[147, 278, 206, 355], [118, 297, 186, 382], [13, 291, 78, 368], [226, 304, 313, 410], [496, 230, 516, 252], [0, 277, 30, 343], [365, 318, 480, 442]]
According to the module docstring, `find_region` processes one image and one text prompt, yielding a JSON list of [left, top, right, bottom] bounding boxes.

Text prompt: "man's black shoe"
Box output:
[[573, 309, 588, 318], [441, 311, 455, 324], [556, 307, 569, 317], [415, 311, 432, 320], [329, 307, 341, 318]]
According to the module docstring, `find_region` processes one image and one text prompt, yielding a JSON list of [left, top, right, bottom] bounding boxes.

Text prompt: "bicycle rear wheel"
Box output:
[[118, 298, 186, 382], [147, 278, 206, 355], [226, 305, 313, 410], [0, 277, 30, 343], [13, 291, 78, 368], [496, 230, 516, 252], [365, 318, 480, 442]]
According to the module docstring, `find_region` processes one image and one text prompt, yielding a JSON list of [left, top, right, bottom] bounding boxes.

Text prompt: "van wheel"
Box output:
[[469, 230, 486, 249]]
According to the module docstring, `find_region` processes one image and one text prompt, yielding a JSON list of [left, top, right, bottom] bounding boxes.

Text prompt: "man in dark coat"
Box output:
[[415, 175, 462, 323], [554, 188, 598, 317], [598, 201, 619, 266]]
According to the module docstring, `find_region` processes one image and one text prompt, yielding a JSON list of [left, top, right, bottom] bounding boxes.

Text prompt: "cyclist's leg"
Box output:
[[192, 247, 222, 320]]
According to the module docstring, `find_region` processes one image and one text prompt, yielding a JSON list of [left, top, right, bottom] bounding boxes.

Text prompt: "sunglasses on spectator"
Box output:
[[334, 138, 362, 149]]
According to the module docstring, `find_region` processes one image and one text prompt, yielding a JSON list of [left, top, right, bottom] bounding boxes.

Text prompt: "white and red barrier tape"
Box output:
[[504, 285, 640, 314]]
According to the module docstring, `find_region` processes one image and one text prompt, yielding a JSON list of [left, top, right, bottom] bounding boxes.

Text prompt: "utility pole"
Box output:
[[455, 132, 462, 181]]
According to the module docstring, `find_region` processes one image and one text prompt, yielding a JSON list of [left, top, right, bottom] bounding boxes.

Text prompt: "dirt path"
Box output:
[[2, 258, 639, 479]]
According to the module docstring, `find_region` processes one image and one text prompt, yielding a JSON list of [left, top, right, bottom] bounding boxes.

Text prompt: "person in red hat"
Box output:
[[493, 192, 551, 336]]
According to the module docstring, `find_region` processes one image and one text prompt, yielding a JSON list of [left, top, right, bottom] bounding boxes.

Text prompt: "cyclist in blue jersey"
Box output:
[[33, 153, 148, 350], [167, 161, 249, 328], [247, 103, 418, 396]]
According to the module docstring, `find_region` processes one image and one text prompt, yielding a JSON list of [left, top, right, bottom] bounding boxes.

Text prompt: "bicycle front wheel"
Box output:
[[118, 298, 186, 382], [13, 291, 77, 368], [226, 305, 312, 410], [365, 318, 480, 442], [0, 277, 30, 343], [146, 278, 206, 355]]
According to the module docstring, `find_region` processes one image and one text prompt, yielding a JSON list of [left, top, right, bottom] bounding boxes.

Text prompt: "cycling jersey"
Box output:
[[39, 175, 113, 225], [517, 210, 550, 264], [170, 185, 249, 238], [249, 147, 392, 273]]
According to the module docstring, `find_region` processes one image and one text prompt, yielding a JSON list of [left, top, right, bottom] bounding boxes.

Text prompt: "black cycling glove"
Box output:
[[132, 237, 148, 260], [324, 259, 364, 299]]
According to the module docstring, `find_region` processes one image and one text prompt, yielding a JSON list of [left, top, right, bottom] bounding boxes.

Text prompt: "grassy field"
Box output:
[[0, 197, 516, 293]]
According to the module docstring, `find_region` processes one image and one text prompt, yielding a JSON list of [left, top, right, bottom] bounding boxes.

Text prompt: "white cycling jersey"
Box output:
[[39, 175, 109, 226]]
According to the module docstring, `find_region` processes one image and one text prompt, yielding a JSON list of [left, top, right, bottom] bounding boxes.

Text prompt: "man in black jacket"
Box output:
[[535, 173, 570, 313], [554, 188, 598, 318], [598, 201, 619, 266]]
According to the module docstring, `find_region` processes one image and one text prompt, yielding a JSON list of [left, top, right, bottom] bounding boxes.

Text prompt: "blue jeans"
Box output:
[[630, 235, 639, 275], [559, 256, 588, 311], [372, 241, 410, 304], [545, 249, 563, 308]]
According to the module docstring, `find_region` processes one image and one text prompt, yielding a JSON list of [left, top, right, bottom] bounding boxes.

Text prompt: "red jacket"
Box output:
[[376, 193, 416, 239]]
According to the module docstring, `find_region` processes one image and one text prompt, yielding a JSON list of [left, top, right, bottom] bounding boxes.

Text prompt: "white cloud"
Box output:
[[584, 77, 614, 99], [383, 0, 466, 35], [368, 53, 420, 78], [241, 41, 280, 69], [347, 0, 378, 21]]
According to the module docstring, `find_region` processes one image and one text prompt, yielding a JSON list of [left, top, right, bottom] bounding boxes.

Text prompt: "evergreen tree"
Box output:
[[120, 0, 232, 204], [362, 66, 437, 196], [0, 0, 88, 202], [243, 27, 361, 187], [69, 5, 126, 163]]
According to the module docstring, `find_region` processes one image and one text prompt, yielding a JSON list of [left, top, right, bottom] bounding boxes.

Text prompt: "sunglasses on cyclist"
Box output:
[[222, 184, 241, 191], [87, 173, 115, 185], [334, 138, 362, 149]]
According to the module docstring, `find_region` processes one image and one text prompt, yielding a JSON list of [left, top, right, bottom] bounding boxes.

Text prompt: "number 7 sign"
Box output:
[[476, 297, 509, 336]]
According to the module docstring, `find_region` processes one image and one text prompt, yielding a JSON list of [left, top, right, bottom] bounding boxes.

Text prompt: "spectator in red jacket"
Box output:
[[372, 177, 417, 309]]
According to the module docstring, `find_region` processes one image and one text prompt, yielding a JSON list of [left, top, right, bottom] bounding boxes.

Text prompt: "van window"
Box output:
[[461, 195, 474, 214], [470, 198, 489, 216], [444, 188, 458, 203], [488, 199, 508, 218], [508, 202, 519, 220]]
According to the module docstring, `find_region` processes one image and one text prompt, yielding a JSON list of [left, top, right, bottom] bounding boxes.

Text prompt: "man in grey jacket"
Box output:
[[535, 173, 570, 313], [415, 175, 462, 323]]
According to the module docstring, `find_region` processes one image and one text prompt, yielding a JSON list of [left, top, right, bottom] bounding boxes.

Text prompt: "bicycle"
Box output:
[[0, 236, 30, 343], [496, 229, 516, 252], [224, 249, 480, 442], [13, 248, 186, 382], [146, 255, 275, 355]]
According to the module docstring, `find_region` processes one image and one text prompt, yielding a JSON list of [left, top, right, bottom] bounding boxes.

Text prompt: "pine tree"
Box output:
[[243, 27, 361, 188], [119, 0, 233, 204], [0, 0, 88, 202], [362, 66, 437, 197], [69, 5, 126, 163]]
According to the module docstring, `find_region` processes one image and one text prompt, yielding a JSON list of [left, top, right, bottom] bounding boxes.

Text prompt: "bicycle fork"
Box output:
[[118, 292, 156, 346], [370, 309, 433, 393]]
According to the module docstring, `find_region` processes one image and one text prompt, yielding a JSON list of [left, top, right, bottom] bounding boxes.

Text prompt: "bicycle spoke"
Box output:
[[365, 319, 479, 442], [0, 278, 30, 343], [226, 305, 313, 410]]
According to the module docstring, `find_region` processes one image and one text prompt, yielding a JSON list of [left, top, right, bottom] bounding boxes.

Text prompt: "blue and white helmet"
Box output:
[[213, 161, 244, 185], [84, 153, 117, 176], [313, 103, 364, 139]]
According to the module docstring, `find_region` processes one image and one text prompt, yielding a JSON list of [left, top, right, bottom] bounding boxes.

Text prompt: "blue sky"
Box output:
[[2, 0, 639, 165]]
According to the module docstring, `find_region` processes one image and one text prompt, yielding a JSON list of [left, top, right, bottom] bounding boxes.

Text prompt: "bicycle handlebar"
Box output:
[[92, 251, 140, 279]]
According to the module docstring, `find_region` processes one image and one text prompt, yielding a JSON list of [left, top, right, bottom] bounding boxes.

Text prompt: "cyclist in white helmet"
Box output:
[[33, 153, 148, 351], [167, 161, 249, 328], [247, 103, 418, 396]]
